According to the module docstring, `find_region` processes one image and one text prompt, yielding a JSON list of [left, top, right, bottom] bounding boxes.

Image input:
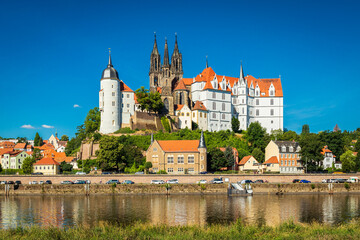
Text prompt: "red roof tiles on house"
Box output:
[[193, 101, 208, 111], [246, 75, 283, 97], [120, 81, 134, 92], [203, 80, 214, 90], [239, 156, 253, 165], [263, 156, 279, 164], [34, 157, 60, 166], [14, 143, 26, 149], [182, 78, 193, 85], [175, 104, 184, 111], [157, 140, 200, 152]]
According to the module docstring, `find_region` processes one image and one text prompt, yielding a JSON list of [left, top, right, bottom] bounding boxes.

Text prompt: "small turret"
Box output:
[[198, 130, 206, 149]]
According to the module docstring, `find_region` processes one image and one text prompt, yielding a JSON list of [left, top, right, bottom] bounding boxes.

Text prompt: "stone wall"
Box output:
[[78, 141, 100, 160], [130, 112, 164, 131]]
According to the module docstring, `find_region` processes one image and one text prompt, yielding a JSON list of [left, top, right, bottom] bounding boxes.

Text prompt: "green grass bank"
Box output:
[[2, 220, 360, 240]]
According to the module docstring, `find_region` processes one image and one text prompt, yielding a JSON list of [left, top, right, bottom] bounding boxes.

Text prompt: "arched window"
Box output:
[[164, 98, 169, 113], [270, 109, 274, 116], [256, 99, 259, 105], [222, 113, 225, 119], [213, 102, 216, 110], [270, 99, 274, 105], [222, 103, 225, 111], [213, 112, 216, 118], [256, 109, 259, 116], [212, 92, 216, 99], [179, 92, 183, 105], [270, 90, 274, 96], [222, 93, 225, 100]]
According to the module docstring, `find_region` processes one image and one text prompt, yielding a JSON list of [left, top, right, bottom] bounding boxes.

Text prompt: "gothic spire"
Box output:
[[206, 56, 208, 68], [163, 38, 170, 67], [152, 32, 159, 55], [151, 133, 154, 144], [240, 62, 244, 81], [173, 33, 179, 54], [198, 130, 206, 148]]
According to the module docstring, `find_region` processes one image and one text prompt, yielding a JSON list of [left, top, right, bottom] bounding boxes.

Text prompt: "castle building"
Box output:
[[149, 35, 283, 133], [99, 53, 135, 134]]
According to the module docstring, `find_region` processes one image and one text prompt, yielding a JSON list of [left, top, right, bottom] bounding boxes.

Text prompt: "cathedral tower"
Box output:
[[149, 34, 161, 93]]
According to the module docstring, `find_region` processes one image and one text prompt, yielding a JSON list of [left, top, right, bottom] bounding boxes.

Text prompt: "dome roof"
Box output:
[[101, 54, 119, 80]]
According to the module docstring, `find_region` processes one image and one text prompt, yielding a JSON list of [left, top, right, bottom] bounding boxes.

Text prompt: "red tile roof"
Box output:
[[246, 75, 283, 97], [263, 156, 279, 164], [203, 80, 214, 90], [0, 142, 15, 148], [239, 155, 253, 165], [321, 146, 333, 155], [34, 157, 60, 166], [175, 104, 184, 111], [193, 101, 208, 111], [157, 140, 200, 152], [120, 81, 134, 92], [182, 78, 193, 85], [134, 94, 139, 104], [14, 143, 26, 149], [156, 87, 162, 94], [174, 79, 187, 91], [0, 148, 14, 156]]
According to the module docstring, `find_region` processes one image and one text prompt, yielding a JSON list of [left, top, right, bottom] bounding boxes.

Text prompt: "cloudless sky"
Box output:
[[1, 0, 359, 140]]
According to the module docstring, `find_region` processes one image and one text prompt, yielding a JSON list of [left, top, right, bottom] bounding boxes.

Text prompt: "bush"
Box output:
[[114, 128, 135, 134], [0, 169, 24, 175], [345, 182, 350, 191], [157, 170, 167, 174], [161, 117, 171, 133], [311, 184, 315, 189]]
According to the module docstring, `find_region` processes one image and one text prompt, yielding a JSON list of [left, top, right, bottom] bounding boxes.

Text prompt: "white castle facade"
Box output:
[[99, 36, 283, 134]]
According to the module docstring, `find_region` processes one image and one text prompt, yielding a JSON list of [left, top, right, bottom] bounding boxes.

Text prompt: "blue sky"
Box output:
[[1, 0, 359, 140]]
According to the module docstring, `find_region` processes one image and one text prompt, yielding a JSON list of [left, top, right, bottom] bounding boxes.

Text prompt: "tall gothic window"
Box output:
[[164, 98, 169, 113]]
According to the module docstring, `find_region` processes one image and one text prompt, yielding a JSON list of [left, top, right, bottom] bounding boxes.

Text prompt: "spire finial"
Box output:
[[108, 48, 112, 66], [151, 133, 154, 144], [175, 32, 177, 41], [240, 61, 244, 81], [154, 31, 156, 39], [206, 55, 208, 68]]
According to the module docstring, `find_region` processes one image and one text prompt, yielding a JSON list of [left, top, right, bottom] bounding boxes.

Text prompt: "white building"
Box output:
[[99, 53, 135, 134], [321, 145, 341, 169], [185, 65, 283, 133]]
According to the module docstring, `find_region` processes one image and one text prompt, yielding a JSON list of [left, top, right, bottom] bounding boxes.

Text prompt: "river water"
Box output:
[[1, 194, 360, 228]]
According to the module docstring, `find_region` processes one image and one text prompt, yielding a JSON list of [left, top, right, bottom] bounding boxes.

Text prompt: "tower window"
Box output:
[[112, 101, 115, 106], [112, 120, 115, 126], [112, 92, 115, 96]]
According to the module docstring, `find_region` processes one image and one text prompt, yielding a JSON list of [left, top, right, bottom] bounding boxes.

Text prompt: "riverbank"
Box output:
[[0, 173, 359, 184], [1, 183, 360, 195], [1, 220, 360, 240]]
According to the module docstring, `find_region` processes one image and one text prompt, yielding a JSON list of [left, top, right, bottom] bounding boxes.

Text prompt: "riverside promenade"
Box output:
[[0, 173, 359, 184]]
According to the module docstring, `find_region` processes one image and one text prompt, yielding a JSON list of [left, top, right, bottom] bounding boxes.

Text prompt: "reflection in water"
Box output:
[[1, 194, 360, 228]]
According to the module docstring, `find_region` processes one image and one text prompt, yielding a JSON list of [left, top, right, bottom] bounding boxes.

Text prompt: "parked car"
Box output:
[[102, 172, 111, 175], [166, 179, 179, 184], [135, 171, 144, 174], [15, 180, 21, 185], [151, 180, 165, 184], [86, 180, 91, 184], [122, 180, 135, 184], [199, 171, 208, 174], [7, 181, 15, 184], [76, 171, 86, 175], [31, 181, 38, 184], [74, 180, 87, 184], [300, 179, 311, 183], [39, 181, 44, 184], [45, 180, 52, 184], [335, 179, 347, 183], [240, 180, 253, 184], [254, 180, 264, 184], [292, 179, 300, 183], [0, 181, 7, 184], [197, 180, 207, 184], [61, 180, 73, 184], [32, 172, 43, 175], [347, 177, 359, 183], [106, 179, 120, 184], [210, 178, 224, 184]]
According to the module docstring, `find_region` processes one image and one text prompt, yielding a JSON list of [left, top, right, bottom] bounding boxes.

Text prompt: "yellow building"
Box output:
[[33, 157, 60, 175], [262, 156, 280, 172], [146, 131, 207, 174], [238, 155, 260, 172]]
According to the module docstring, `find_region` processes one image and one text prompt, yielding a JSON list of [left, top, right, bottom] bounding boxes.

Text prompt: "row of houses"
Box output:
[[145, 135, 343, 174]]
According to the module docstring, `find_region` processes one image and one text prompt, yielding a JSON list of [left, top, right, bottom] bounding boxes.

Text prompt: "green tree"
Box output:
[[319, 131, 346, 160], [60, 135, 69, 141], [96, 136, 124, 171], [32, 148, 42, 160], [135, 87, 164, 113], [192, 121, 198, 130], [22, 157, 36, 174], [34, 132, 41, 146], [84, 107, 100, 135], [144, 162, 152, 173], [224, 146, 235, 168], [299, 133, 323, 171], [208, 148, 227, 171], [302, 124, 310, 135], [60, 161, 73, 172], [231, 117, 240, 133], [340, 150, 356, 172], [252, 148, 265, 163], [354, 139, 360, 153], [16, 137, 27, 143], [245, 122, 267, 151], [354, 152, 360, 171]]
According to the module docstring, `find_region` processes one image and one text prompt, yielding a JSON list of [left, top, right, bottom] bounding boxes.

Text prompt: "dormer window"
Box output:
[[282, 146, 286, 152], [289, 146, 293, 152]]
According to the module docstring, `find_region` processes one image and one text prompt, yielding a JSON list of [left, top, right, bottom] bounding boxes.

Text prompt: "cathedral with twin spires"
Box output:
[[99, 34, 283, 134]]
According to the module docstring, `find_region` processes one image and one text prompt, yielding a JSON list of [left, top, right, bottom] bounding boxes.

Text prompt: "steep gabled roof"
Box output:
[[239, 155, 253, 165], [14, 143, 26, 149], [175, 104, 184, 111], [246, 75, 283, 97], [34, 157, 60, 166], [174, 79, 187, 91], [195, 67, 216, 82], [203, 80, 214, 90], [263, 156, 279, 164], [120, 81, 134, 92], [157, 140, 200, 152], [182, 78, 193, 85], [193, 101, 208, 111]]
